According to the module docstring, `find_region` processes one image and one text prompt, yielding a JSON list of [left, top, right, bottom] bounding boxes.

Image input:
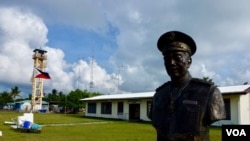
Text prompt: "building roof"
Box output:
[[80, 85, 250, 101], [15, 100, 49, 105], [81, 92, 154, 101], [219, 85, 250, 94]]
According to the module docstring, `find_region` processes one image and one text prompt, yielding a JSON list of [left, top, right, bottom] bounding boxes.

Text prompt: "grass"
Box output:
[[0, 111, 222, 141]]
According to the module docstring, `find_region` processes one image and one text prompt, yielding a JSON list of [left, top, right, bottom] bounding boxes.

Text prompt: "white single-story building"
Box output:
[[80, 85, 250, 125]]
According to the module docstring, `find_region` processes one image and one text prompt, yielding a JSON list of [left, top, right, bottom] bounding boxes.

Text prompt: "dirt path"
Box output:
[[41, 121, 113, 127]]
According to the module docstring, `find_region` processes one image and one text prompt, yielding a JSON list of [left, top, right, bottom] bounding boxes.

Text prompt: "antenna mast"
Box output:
[[89, 46, 94, 90]]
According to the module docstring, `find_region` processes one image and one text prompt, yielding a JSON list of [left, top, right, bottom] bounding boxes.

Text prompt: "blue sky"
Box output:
[[47, 24, 118, 66], [0, 0, 250, 97]]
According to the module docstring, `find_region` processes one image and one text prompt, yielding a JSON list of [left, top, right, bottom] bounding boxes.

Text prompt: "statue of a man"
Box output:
[[148, 31, 226, 141]]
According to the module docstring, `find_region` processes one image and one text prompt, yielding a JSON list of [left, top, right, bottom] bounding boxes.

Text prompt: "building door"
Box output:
[[129, 104, 140, 121]]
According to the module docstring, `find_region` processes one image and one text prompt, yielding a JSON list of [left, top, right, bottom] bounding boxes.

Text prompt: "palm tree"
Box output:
[[202, 76, 213, 83], [10, 86, 22, 102], [243, 82, 248, 85]]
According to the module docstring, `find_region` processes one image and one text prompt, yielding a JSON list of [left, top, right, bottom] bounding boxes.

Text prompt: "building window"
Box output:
[[87, 103, 96, 114], [117, 102, 123, 114], [147, 101, 152, 117], [101, 102, 112, 114], [224, 98, 231, 120]]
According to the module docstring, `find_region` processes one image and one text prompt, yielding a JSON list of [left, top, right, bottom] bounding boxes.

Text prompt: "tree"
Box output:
[[43, 89, 66, 106], [35, 88, 102, 113], [66, 89, 102, 113], [9, 86, 21, 102], [202, 77, 213, 83], [46, 89, 60, 102], [66, 89, 88, 111], [243, 82, 248, 85], [0, 91, 13, 108]]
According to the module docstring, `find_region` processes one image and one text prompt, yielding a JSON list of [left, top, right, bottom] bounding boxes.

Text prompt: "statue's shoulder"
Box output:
[[155, 81, 171, 92], [190, 78, 214, 86]]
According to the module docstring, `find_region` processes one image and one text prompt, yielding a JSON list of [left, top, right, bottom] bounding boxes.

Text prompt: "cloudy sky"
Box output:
[[0, 0, 250, 97]]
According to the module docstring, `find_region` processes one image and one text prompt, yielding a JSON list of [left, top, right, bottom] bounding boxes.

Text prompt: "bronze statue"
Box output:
[[149, 31, 226, 141]]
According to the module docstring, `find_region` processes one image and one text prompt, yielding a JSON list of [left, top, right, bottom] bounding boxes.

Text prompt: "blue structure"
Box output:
[[12, 100, 49, 112]]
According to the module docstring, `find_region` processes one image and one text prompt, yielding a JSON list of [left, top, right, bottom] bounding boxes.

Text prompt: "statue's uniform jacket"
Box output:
[[150, 78, 226, 141]]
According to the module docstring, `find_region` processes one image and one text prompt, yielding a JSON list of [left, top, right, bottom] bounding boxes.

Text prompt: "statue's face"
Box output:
[[163, 51, 191, 80]]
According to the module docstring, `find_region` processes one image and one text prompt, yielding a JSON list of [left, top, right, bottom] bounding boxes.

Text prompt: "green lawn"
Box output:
[[0, 111, 222, 141]]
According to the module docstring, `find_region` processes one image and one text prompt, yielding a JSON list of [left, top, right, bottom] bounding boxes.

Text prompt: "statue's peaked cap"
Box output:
[[157, 31, 196, 56]]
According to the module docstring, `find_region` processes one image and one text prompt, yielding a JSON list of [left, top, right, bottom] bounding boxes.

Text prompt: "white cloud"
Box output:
[[0, 7, 46, 85], [0, 7, 121, 96]]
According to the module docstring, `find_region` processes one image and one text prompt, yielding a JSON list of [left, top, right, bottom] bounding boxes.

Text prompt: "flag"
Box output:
[[35, 68, 51, 79]]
